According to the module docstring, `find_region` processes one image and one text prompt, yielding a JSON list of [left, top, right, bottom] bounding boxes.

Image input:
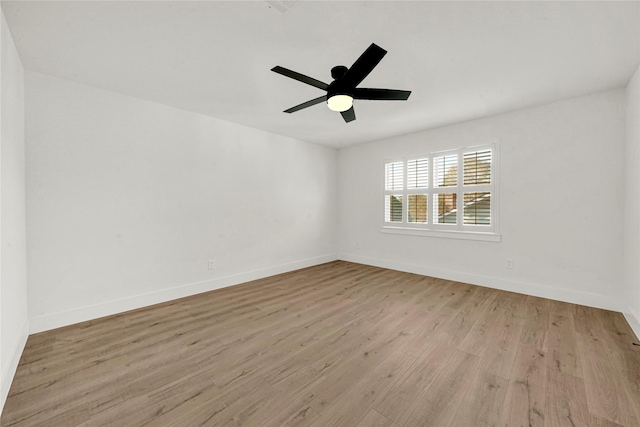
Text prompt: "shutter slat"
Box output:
[[463, 192, 491, 225], [408, 194, 428, 223], [463, 150, 491, 185], [434, 155, 458, 187], [385, 162, 403, 191], [385, 195, 403, 222], [407, 158, 428, 189], [433, 193, 457, 224]]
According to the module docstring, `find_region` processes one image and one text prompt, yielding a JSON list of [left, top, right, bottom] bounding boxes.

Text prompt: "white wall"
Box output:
[[25, 72, 338, 333], [0, 10, 29, 412], [624, 64, 640, 338], [339, 89, 626, 311]]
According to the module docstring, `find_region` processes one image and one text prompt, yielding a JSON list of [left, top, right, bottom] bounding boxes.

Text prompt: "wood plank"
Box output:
[[595, 311, 640, 373], [262, 399, 320, 427], [304, 310, 416, 413], [519, 295, 550, 350], [449, 369, 508, 426], [499, 344, 546, 427], [374, 332, 457, 425], [573, 304, 606, 338], [576, 332, 640, 426], [545, 368, 591, 427], [403, 306, 457, 358], [403, 350, 480, 427], [476, 307, 524, 380], [546, 321, 582, 378], [549, 300, 575, 331], [307, 348, 415, 426], [588, 415, 625, 427], [355, 409, 399, 427]]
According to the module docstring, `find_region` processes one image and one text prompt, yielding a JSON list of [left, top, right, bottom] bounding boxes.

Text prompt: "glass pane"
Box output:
[[434, 193, 457, 224], [408, 194, 428, 223], [385, 162, 403, 191], [407, 158, 428, 189], [385, 195, 403, 222], [434, 154, 458, 187], [464, 192, 491, 225], [463, 150, 492, 185]]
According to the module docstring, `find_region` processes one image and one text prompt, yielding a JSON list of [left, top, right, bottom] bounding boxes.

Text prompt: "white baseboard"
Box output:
[[26, 252, 628, 335], [623, 311, 640, 341], [1, 319, 29, 415], [30, 254, 338, 334], [339, 253, 620, 312]]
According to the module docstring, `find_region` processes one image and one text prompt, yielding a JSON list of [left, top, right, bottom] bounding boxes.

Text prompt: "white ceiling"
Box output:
[[2, 1, 639, 148]]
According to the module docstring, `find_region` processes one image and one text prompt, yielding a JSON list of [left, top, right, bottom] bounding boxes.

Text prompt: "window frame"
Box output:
[[382, 141, 500, 242]]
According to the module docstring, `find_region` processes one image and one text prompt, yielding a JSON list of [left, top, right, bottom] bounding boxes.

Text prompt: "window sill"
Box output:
[[381, 226, 501, 242]]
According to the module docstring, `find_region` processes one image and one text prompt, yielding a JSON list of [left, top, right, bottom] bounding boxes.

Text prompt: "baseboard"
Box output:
[[1, 319, 29, 415], [339, 253, 620, 312], [27, 252, 625, 334], [623, 311, 640, 341], [30, 254, 338, 334]]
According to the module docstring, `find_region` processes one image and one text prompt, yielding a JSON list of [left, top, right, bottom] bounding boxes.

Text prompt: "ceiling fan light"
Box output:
[[327, 94, 353, 112]]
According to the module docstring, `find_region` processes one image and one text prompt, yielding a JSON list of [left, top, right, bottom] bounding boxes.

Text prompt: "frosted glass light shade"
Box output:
[[327, 95, 353, 112]]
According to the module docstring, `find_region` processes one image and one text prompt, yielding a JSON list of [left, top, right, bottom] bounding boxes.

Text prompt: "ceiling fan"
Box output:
[[271, 43, 411, 123]]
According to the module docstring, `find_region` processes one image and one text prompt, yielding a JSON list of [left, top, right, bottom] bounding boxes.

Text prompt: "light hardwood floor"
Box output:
[[2, 261, 639, 426]]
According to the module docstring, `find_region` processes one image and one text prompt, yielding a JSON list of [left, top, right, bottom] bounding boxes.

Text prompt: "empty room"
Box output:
[[1, 1, 639, 426]]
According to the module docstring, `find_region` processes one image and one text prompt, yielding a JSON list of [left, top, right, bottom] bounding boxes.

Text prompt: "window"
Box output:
[[383, 143, 499, 241]]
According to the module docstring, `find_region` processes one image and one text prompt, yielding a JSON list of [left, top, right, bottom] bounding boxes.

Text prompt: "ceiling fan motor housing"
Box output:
[[328, 66, 352, 98], [331, 65, 348, 80]]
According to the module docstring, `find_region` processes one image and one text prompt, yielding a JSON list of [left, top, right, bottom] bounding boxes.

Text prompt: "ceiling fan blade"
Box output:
[[271, 66, 329, 90], [341, 43, 387, 89], [341, 106, 356, 123], [283, 95, 327, 113], [353, 88, 411, 100]]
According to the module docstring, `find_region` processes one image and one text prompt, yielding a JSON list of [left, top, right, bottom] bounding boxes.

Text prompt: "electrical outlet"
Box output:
[[506, 259, 513, 269], [208, 259, 215, 270]]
